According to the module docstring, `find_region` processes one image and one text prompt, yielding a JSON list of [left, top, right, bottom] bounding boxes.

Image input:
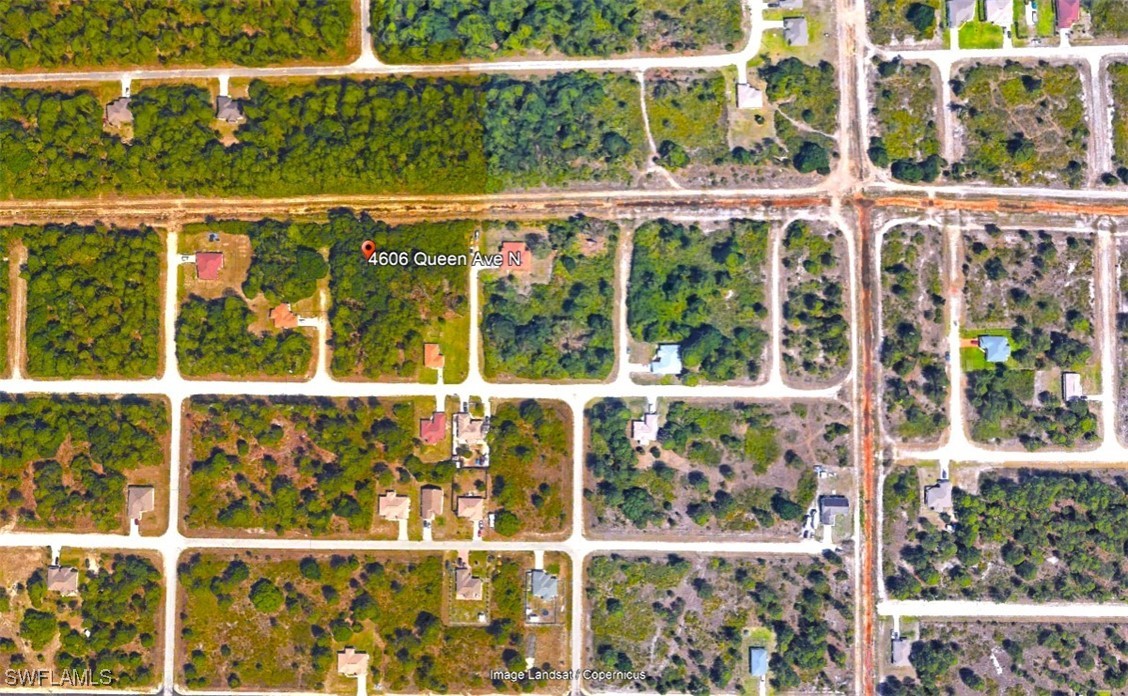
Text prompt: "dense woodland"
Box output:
[[15, 224, 162, 378], [3, 554, 162, 687], [0, 231, 8, 374], [177, 296, 313, 378], [781, 221, 850, 382], [0, 395, 167, 532], [0, 74, 645, 199], [886, 470, 1128, 603], [371, 0, 743, 62], [588, 554, 853, 693], [628, 219, 770, 382], [186, 396, 448, 535], [326, 213, 471, 382], [482, 216, 616, 380], [0, 0, 353, 69]]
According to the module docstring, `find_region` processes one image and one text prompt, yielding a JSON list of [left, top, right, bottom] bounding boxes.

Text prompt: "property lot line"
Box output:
[[879, 600, 1128, 619]]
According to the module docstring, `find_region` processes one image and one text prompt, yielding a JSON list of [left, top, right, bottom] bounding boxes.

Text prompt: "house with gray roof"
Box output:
[[783, 17, 809, 46], [819, 494, 850, 525], [891, 636, 912, 666], [529, 569, 558, 600], [924, 479, 953, 513], [948, 0, 977, 26], [104, 97, 133, 127], [216, 96, 245, 124], [749, 647, 769, 677]]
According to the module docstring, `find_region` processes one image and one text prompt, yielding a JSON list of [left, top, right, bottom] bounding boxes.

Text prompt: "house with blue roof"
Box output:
[[977, 335, 1011, 363], [749, 647, 769, 678], [650, 344, 683, 375]]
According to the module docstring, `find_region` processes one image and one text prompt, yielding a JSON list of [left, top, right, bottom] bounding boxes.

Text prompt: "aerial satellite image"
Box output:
[[0, 0, 1127, 694]]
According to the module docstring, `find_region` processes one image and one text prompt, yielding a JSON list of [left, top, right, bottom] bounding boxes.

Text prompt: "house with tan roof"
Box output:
[[47, 566, 79, 595], [456, 495, 486, 521], [420, 486, 444, 522], [378, 491, 411, 522], [126, 485, 155, 525], [454, 566, 484, 601], [337, 646, 368, 677], [454, 411, 488, 447]]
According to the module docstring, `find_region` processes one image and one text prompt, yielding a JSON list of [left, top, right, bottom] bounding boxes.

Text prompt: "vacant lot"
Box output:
[[961, 227, 1097, 449], [486, 400, 572, 540], [585, 398, 850, 538], [1112, 63, 1128, 175], [629, 218, 770, 384], [645, 70, 732, 180], [481, 216, 617, 381], [329, 216, 471, 383], [0, 547, 163, 689], [11, 224, 162, 379], [178, 550, 569, 693], [586, 553, 853, 694], [884, 467, 1128, 603], [781, 220, 850, 386], [373, 0, 743, 62], [952, 62, 1088, 188], [0, 0, 354, 69], [880, 225, 948, 443], [882, 621, 1128, 694], [869, 59, 943, 183], [0, 395, 168, 534], [867, 0, 940, 45], [1117, 236, 1128, 446]]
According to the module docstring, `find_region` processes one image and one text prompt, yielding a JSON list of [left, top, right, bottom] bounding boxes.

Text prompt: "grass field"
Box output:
[[958, 20, 1005, 48]]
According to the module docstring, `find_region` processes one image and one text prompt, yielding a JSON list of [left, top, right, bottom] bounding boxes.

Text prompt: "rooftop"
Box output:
[[105, 97, 132, 126], [47, 565, 79, 595], [216, 95, 246, 124], [337, 647, 368, 677], [378, 491, 411, 521], [924, 479, 952, 512], [195, 251, 224, 281], [1056, 0, 1081, 28], [419, 412, 447, 445], [891, 637, 912, 667], [736, 83, 764, 110], [632, 412, 660, 446], [977, 335, 1011, 363], [126, 485, 156, 522], [499, 241, 530, 274], [783, 16, 809, 46], [423, 343, 445, 370], [454, 412, 487, 446], [650, 344, 683, 375], [457, 495, 486, 521], [529, 569, 558, 600], [749, 647, 769, 677], [269, 304, 298, 330], [819, 494, 850, 525], [420, 486, 444, 521], [455, 566, 483, 601]]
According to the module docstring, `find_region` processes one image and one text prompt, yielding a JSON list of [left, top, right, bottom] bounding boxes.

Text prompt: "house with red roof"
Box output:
[[195, 252, 224, 281], [419, 412, 447, 445], [499, 241, 530, 274], [1056, 0, 1081, 29]]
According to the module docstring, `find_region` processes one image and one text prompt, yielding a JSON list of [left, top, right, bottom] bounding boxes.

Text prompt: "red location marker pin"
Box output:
[[361, 240, 376, 261]]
